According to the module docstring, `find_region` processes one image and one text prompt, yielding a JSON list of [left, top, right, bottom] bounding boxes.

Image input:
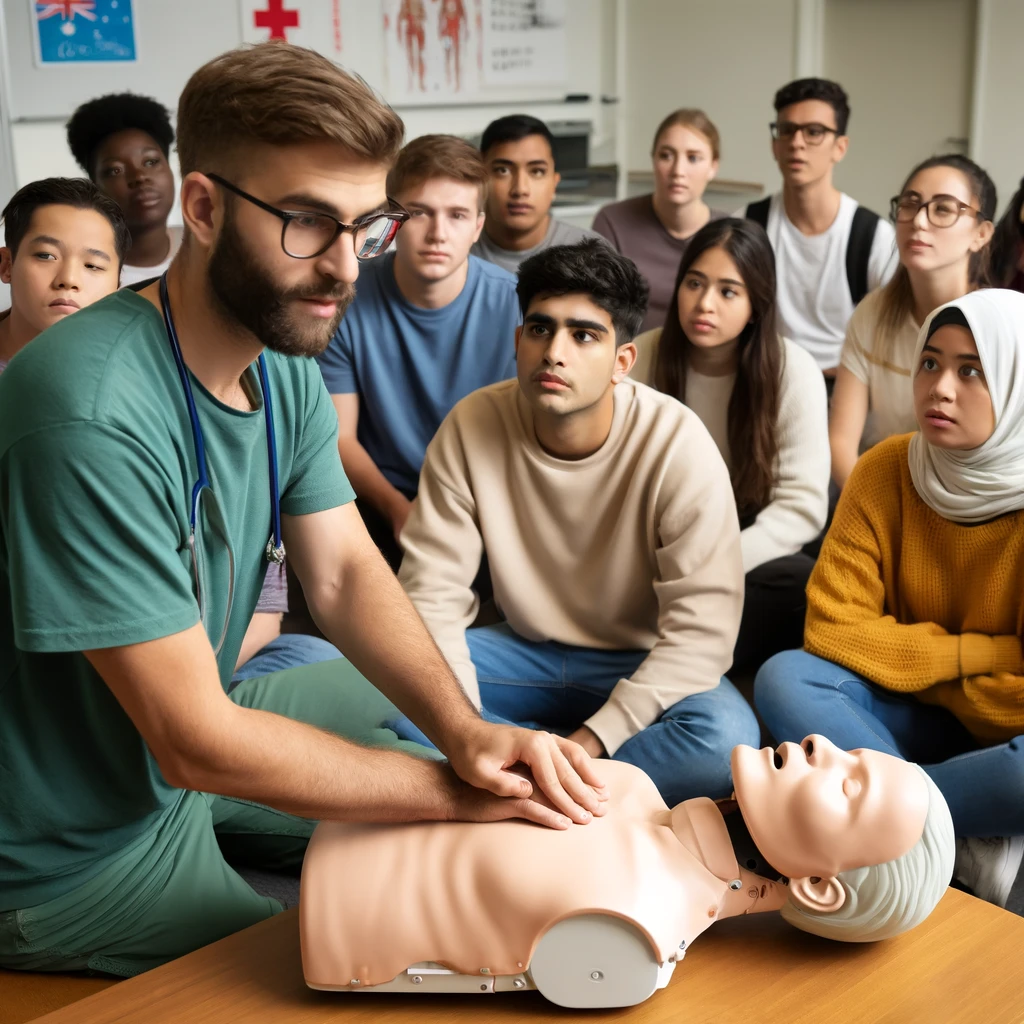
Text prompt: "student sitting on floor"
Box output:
[[829, 155, 996, 489], [631, 218, 828, 673], [317, 134, 520, 569], [67, 92, 182, 288], [0, 177, 128, 369], [471, 114, 604, 275], [755, 289, 1024, 909], [739, 78, 897, 377], [397, 239, 760, 807], [593, 108, 727, 333]]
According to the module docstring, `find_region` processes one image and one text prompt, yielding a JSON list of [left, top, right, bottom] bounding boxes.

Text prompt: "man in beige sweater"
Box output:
[[398, 240, 759, 804]]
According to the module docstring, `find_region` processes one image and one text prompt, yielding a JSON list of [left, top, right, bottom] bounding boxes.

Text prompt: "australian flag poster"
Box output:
[[32, 0, 138, 66]]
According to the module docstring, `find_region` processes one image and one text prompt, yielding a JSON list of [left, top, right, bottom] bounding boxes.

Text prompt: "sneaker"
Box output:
[[953, 836, 1024, 908]]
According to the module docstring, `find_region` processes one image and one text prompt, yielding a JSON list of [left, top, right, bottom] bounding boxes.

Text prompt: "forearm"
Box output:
[[338, 436, 408, 521], [829, 428, 859, 490], [307, 540, 479, 747]]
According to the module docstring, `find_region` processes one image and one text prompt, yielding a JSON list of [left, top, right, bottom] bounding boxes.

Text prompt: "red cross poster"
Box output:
[[239, 0, 344, 59]]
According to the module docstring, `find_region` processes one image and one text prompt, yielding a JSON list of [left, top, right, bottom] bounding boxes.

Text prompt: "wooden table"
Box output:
[[13, 888, 1024, 1024]]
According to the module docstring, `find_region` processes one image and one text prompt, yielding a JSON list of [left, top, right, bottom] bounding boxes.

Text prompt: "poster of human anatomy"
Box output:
[[384, 0, 566, 105]]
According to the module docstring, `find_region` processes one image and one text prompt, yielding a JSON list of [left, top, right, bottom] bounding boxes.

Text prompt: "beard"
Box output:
[[207, 212, 354, 358]]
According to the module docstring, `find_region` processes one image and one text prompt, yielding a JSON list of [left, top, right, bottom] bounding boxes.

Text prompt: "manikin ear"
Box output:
[[788, 874, 846, 914], [0, 246, 13, 285], [613, 340, 637, 382]]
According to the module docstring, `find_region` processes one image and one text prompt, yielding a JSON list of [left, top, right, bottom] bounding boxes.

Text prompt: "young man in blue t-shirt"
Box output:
[[317, 134, 520, 568]]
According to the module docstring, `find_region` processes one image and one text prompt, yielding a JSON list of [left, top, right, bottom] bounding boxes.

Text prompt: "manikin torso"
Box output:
[[301, 761, 764, 989]]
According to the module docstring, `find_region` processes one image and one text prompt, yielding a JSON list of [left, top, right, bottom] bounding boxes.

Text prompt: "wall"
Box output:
[[624, 0, 798, 195], [972, 0, 1024, 215]]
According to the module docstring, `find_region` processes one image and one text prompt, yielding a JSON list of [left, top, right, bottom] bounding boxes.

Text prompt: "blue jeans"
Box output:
[[394, 623, 759, 807], [230, 633, 343, 691], [754, 649, 1024, 837]]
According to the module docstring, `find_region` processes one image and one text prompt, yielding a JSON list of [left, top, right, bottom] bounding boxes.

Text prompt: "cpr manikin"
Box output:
[[299, 736, 954, 1009]]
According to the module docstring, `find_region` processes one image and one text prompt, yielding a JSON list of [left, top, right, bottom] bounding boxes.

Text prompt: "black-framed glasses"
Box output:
[[889, 193, 982, 228], [206, 173, 409, 260], [770, 121, 839, 145]]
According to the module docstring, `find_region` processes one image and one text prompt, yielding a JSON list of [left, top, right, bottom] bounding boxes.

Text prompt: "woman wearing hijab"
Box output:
[[753, 289, 1024, 909]]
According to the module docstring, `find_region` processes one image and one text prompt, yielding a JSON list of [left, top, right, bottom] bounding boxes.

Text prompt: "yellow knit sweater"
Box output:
[[805, 433, 1024, 742]]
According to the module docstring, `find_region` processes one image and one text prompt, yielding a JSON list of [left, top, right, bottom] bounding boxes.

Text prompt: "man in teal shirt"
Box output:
[[0, 43, 604, 977]]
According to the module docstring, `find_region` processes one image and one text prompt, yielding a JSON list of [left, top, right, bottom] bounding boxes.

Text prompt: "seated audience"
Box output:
[[594, 109, 727, 332], [398, 239, 759, 806], [471, 115, 603, 275], [830, 155, 996, 489], [755, 289, 1024, 908], [318, 134, 520, 569], [0, 177, 128, 369], [67, 92, 181, 287], [740, 78, 897, 374], [989, 176, 1024, 292], [631, 218, 828, 671]]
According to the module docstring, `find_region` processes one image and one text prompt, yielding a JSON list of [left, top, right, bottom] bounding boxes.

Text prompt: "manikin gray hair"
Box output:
[[781, 766, 954, 942]]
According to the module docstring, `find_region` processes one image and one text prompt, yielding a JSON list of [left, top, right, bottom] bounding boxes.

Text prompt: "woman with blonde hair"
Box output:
[[593, 109, 727, 331], [829, 154, 995, 488]]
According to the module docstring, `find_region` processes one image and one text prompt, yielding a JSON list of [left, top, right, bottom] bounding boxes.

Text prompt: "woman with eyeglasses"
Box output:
[[829, 155, 996, 490], [989, 177, 1024, 292]]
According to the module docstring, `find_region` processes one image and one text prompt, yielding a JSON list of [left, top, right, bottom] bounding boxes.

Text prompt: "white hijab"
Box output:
[[907, 289, 1024, 524]]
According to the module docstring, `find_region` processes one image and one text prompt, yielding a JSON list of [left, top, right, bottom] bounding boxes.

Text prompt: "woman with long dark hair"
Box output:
[[631, 217, 829, 670], [989, 177, 1024, 292], [829, 155, 996, 489]]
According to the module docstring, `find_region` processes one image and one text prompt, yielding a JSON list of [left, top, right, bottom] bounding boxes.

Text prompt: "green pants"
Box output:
[[0, 659, 438, 978]]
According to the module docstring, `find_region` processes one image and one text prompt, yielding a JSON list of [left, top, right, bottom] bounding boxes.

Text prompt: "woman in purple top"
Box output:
[[593, 109, 728, 333]]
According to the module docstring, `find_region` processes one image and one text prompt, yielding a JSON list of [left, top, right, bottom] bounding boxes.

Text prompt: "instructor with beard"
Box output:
[[0, 43, 605, 978]]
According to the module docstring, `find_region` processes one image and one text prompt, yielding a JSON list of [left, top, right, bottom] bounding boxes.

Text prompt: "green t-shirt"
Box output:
[[0, 289, 354, 909]]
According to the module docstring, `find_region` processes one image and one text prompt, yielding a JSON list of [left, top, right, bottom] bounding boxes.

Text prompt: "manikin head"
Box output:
[[732, 735, 954, 942]]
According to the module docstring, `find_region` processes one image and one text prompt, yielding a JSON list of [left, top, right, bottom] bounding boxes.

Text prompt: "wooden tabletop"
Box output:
[[17, 887, 1024, 1024]]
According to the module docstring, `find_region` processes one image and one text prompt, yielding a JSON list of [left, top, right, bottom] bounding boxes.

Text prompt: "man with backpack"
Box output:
[[741, 78, 897, 377]]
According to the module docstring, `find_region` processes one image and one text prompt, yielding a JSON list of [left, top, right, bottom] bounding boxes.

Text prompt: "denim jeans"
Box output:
[[754, 649, 1024, 837], [392, 623, 759, 807], [230, 632, 342, 691]]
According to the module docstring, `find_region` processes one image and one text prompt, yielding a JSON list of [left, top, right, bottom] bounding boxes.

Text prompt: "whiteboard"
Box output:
[[3, 0, 608, 121]]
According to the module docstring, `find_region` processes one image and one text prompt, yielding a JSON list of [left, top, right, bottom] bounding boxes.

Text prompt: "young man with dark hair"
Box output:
[[740, 78, 896, 374], [67, 92, 181, 286], [0, 45, 603, 977], [0, 176, 128, 370], [399, 239, 759, 806], [471, 114, 604, 274], [319, 133, 519, 568]]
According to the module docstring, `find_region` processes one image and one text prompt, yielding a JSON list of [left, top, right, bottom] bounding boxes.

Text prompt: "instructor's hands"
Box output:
[[444, 719, 608, 830]]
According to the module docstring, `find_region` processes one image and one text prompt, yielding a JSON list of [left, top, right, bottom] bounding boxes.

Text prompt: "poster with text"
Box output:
[[483, 0, 566, 87], [240, 0, 344, 60], [383, 0, 483, 105], [32, 0, 137, 66]]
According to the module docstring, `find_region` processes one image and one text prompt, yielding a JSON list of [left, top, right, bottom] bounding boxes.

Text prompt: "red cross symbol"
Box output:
[[254, 0, 299, 41]]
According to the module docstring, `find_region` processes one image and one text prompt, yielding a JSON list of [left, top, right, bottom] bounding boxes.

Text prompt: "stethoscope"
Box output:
[[159, 273, 285, 644]]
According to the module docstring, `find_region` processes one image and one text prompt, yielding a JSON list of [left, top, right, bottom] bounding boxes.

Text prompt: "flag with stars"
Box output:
[[239, 0, 345, 59], [33, 0, 137, 65]]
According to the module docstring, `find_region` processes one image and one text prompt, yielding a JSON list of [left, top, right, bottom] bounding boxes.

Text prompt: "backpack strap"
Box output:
[[846, 205, 881, 306], [745, 196, 771, 230]]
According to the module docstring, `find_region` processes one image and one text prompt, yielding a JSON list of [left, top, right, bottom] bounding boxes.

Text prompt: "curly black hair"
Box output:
[[66, 92, 174, 178], [516, 238, 649, 345], [773, 78, 850, 136]]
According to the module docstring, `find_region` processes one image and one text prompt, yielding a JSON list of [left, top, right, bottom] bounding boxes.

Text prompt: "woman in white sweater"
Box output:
[[632, 217, 829, 670]]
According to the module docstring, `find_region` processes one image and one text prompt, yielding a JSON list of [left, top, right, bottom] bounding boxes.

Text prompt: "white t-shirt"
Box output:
[[839, 287, 920, 448], [118, 227, 183, 289], [631, 330, 830, 573], [749, 193, 898, 371]]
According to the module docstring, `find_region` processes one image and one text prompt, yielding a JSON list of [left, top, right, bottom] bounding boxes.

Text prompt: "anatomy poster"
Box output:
[[483, 0, 566, 87], [384, 0, 483, 104]]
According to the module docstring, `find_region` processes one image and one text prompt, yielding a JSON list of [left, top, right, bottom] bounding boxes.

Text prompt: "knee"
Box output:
[[664, 680, 761, 756], [753, 649, 821, 722]]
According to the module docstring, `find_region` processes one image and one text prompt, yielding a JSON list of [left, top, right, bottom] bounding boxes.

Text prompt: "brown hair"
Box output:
[[386, 134, 487, 203], [651, 109, 720, 162], [654, 218, 782, 521], [874, 154, 997, 364], [176, 43, 404, 177]]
